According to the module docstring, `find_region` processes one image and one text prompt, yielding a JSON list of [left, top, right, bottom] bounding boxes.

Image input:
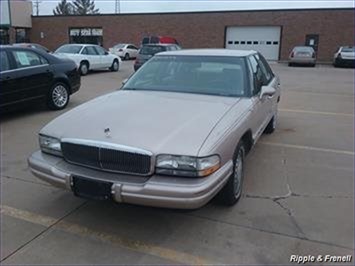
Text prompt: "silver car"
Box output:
[[333, 46, 355, 67], [288, 46, 316, 67], [28, 49, 281, 209]]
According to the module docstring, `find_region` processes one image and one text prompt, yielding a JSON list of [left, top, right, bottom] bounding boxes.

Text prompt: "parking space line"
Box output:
[[1, 205, 212, 265], [259, 142, 354, 156], [279, 109, 354, 117]]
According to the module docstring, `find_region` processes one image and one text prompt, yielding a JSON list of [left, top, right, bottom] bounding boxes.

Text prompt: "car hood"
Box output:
[[41, 90, 241, 156]]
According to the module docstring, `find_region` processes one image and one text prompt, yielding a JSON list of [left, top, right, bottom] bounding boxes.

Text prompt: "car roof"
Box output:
[[157, 49, 257, 57]]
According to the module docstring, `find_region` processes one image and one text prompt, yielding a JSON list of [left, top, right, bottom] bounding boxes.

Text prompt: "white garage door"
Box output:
[[226, 26, 281, 60]]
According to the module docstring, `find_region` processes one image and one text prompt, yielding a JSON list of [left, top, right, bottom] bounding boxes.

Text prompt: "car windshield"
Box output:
[[341, 47, 355, 52], [124, 55, 248, 97], [114, 44, 126, 48], [55, 45, 82, 54], [139, 46, 166, 55], [294, 46, 314, 52]]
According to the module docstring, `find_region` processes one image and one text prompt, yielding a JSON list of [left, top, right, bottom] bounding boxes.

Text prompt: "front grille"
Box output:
[[61, 142, 151, 175]]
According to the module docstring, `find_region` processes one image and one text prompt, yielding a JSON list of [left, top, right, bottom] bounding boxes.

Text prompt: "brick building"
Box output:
[[3, 7, 355, 62]]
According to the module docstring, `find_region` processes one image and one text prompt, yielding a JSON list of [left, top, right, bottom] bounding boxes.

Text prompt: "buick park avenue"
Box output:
[[28, 49, 280, 209]]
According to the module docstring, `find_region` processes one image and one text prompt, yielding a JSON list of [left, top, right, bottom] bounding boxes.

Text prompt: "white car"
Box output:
[[54, 44, 121, 75], [109, 43, 138, 60], [333, 46, 355, 67]]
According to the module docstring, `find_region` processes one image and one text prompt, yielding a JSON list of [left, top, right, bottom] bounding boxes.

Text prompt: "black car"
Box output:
[[0, 45, 80, 112], [134, 44, 181, 71]]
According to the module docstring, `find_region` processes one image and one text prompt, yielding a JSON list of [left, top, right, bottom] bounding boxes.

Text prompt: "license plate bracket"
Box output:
[[72, 176, 113, 201]]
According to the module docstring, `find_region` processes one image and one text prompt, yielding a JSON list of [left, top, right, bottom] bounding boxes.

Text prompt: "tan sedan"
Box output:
[[28, 49, 281, 209]]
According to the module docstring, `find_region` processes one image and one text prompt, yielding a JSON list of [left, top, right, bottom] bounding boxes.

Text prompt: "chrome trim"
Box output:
[[60, 138, 154, 176], [0, 64, 50, 74]]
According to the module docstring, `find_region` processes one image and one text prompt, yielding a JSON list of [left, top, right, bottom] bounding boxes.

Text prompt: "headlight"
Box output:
[[156, 154, 220, 177], [39, 134, 62, 157]]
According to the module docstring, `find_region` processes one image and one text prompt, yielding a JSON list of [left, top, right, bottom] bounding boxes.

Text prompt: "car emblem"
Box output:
[[104, 127, 111, 138]]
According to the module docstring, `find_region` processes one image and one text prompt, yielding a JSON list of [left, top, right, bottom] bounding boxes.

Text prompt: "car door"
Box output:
[[255, 53, 279, 119], [82, 46, 101, 69], [127, 45, 138, 58], [94, 45, 111, 68], [0, 50, 19, 108], [9, 49, 53, 105], [247, 54, 271, 141]]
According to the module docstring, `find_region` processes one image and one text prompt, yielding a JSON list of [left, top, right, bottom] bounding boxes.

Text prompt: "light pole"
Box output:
[[115, 0, 121, 14], [33, 0, 41, 16]]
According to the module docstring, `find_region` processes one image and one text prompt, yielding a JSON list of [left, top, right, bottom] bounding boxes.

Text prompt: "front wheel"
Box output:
[[218, 141, 245, 206], [264, 110, 277, 134], [124, 53, 130, 60], [47, 82, 70, 110], [110, 60, 119, 72], [79, 62, 89, 76]]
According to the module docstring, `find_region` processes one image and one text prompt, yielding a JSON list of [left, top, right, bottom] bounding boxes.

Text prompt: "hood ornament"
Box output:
[[104, 127, 111, 138]]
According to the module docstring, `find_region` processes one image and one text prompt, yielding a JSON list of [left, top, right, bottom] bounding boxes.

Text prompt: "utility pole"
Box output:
[[115, 0, 121, 14], [33, 0, 41, 16]]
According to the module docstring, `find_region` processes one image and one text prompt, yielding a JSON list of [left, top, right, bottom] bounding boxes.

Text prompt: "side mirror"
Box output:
[[260, 86, 276, 99], [105, 51, 109, 55], [122, 78, 128, 85]]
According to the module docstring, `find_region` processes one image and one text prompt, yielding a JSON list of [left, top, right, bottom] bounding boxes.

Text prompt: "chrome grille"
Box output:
[[61, 141, 151, 175]]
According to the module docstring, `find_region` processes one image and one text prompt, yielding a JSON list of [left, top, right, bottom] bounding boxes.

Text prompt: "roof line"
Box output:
[[32, 7, 355, 18]]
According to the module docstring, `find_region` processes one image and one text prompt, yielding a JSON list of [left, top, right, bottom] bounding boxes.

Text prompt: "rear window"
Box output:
[[139, 46, 166, 55], [0, 51, 10, 72], [114, 44, 126, 49], [341, 47, 355, 52], [294, 46, 314, 52]]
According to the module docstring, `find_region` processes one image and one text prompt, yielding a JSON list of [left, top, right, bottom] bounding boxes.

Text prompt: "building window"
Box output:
[[15, 28, 29, 43], [228, 41, 233, 44], [69, 27, 103, 46], [253, 41, 258, 45], [0, 29, 10, 44]]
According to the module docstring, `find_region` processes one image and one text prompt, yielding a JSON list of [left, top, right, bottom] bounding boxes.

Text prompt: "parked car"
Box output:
[[288, 46, 316, 67], [141, 36, 179, 45], [134, 43, 181, 71], [333, 46, 355, 67], [109, 43, 139, 60], [28, 49, 281, 209], [0, 45, 80, 112], [54, 44, 121, 75], [13, 43, 50, 53]]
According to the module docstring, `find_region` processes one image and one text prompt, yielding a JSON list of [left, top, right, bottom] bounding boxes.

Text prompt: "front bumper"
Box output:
[[334, 58, 355, 67], [28, 151, 233, 209]]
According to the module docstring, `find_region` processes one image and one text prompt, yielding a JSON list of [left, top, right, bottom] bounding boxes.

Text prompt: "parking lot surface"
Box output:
[[1, 62, 354, 264]]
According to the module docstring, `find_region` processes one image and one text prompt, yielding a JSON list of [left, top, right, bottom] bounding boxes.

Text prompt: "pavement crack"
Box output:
[[0, 200, 89, 263]]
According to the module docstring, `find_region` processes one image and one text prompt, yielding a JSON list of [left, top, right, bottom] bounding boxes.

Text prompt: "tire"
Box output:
[[110, 59, 119, 72], [124, 53, 129, 60], [79, 62, 89, 76], [311, 64, 316, 67], [218, 141, 245, 206], [47, 82, 70, 110], [264, 110, 277, 134], [288, 62, 293, 67]]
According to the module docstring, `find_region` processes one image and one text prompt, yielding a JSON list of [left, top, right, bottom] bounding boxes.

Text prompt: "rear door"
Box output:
[[9, 49, 53, 104], [127, 45, 138, 58], [82, 46, 101, 69], [0, 50, 18, 108], [94, 45, 112, 68]]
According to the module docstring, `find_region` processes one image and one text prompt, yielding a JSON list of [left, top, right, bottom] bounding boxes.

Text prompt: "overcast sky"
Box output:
[[34, 0, 354, 15]]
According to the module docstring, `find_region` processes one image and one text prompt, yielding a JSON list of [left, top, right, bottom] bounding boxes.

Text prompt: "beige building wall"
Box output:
[[10, 0, 32, 28]]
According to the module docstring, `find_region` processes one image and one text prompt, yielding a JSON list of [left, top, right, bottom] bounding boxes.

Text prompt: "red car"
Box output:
[[141, 36, 179, 45]]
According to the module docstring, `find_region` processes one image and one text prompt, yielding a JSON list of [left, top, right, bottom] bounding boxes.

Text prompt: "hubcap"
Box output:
[[81, 64, 88, 74], [52, 85, 68, 107], [234, 149, 243, 197], [113, 61, 118, 70]]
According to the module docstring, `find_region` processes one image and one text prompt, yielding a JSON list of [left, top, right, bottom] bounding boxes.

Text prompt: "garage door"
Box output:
[[225, 26, 281, 60]]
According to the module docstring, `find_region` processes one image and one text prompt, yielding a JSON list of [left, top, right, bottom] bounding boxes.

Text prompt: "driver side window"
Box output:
[[248, 55, 265, 95]]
